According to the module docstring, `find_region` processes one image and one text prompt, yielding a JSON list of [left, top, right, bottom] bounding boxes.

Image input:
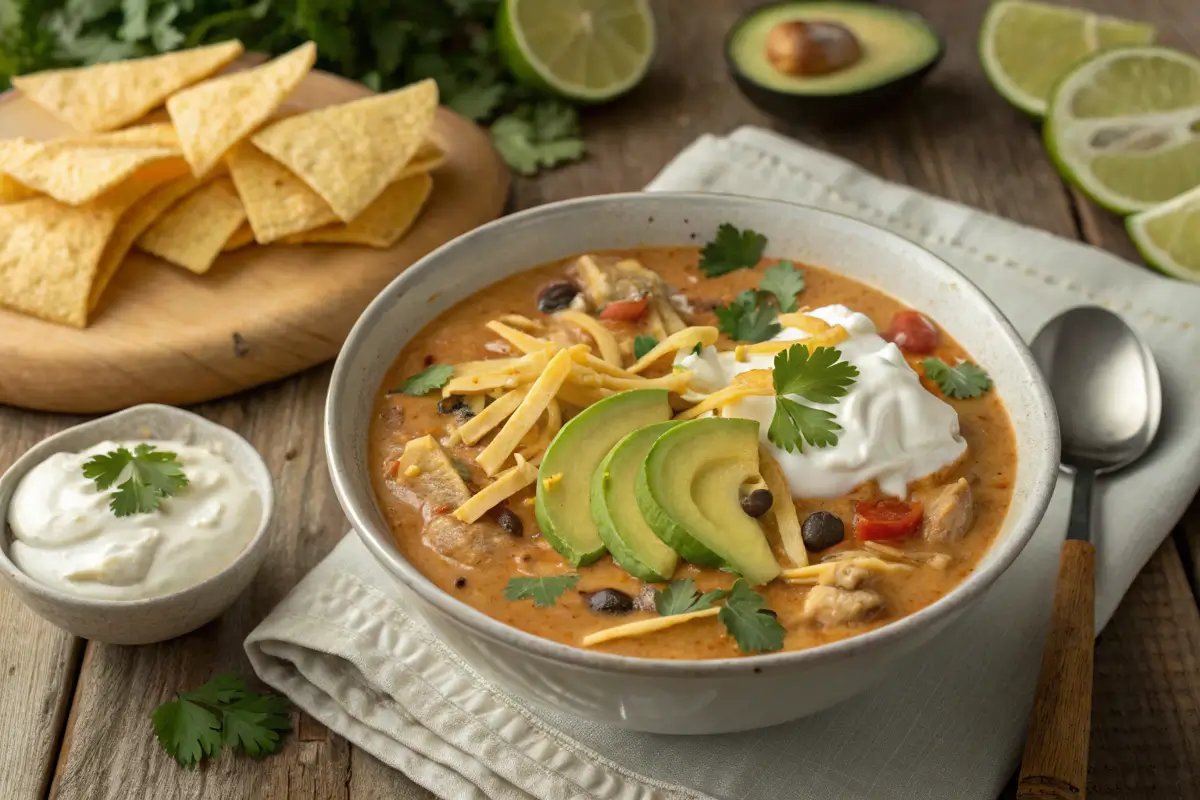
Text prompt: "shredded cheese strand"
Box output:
[[627, 326, 719, 374], [476, 349, 573, 475], [777, 312, 830, 332], [675, 370, 773, 421], [758, 445, 807, 567], [443, 349, 552, 396], [489, 320, 636, 379], [518, 398, 561, 461], [452, 454, 538, 523], [581, 607, 720, 647], [568, 364, 692, 393], [496, 314, 544, 333], [555, 310, 622, 366], [454, 388, 528, 445], [555, 382, 613, 408], [739, 326, 848, 356], [453, 356, 525, 379]]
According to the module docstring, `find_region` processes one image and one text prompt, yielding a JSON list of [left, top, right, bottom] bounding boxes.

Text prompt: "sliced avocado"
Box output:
[[591, 421, 682, 582], [535, 389, 671, 565], [635, 418, 781, 586], [726, 2, 943, 123]]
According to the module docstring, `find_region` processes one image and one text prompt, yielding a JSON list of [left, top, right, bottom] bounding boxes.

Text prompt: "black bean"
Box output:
[[537, 281, 580, 313], [585, 588, 635, 615], [496, 507, 523, 537], [454, 577, 467, 589], [437, 396, 468, 415], [741, 488, 774, 518], [802, 511, 845, 551]]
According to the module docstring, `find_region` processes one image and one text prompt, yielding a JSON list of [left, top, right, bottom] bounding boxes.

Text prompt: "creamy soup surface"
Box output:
[[369, 247, 1016, 660]]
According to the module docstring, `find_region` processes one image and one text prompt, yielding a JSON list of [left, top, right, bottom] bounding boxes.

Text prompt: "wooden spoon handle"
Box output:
[[1016, 539, 1095, 800]]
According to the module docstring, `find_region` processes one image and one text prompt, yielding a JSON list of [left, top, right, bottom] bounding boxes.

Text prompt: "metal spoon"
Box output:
[[1017, 306, 1161, 800]]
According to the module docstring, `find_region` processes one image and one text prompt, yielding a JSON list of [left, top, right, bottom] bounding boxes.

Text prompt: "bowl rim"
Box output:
[[0, 403, 276, 611], [326, 191, 1060, 677]]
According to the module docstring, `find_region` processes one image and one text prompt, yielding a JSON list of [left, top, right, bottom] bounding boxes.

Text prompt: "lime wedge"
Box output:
[[1127, 184, 1200, 282], [497, 0, 655, 103], [1044, 46, 1200, 214], [980, 0, 1154, 117]]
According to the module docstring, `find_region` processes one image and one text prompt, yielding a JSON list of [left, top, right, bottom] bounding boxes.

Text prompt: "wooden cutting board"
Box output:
[[0, 59, 510, 414]]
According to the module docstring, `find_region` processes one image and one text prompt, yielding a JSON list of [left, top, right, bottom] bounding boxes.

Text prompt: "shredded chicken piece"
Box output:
[[801, 585, 884, 626], [819, 563, 870, 590], [923, 478, 975, 543]]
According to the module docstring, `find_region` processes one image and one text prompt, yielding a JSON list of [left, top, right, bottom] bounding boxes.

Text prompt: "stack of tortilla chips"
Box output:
[[0, 40, 443, 328]]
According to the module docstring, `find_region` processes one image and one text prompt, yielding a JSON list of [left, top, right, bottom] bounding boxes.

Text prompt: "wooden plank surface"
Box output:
[[0, 1, 1197, 799]]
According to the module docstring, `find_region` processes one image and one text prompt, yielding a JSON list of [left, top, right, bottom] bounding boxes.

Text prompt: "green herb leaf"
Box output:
[[391, 364, 454, 396], [718, 579, 785, 654], [654, 578, 729, 616], [759, 261, 806, 312], [699, 223, 767, 277], [922, 358, 993, 399], [491, 104, 585, 176], [772, 345, 859, 403], [633, 335, 658, 360], [691, 342, 703, 356], [152, 674, 290, 769], [504, 574, 580, 607], [82, 443, 188, 518], [447, 82, 505, 121], [714, 290, 782, 343], [769, 397, 842, 453]]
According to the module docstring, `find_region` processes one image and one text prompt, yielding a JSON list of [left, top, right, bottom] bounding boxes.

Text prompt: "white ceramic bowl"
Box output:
[[0, 404, 274, 644], [326, 193, 1059, 734]]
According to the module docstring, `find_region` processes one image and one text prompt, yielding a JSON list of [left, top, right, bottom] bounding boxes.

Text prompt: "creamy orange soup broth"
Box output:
[[369, 247, 1016, 660]]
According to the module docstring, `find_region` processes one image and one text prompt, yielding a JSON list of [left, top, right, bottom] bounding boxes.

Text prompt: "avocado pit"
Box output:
[[765, 20, 862, 77]]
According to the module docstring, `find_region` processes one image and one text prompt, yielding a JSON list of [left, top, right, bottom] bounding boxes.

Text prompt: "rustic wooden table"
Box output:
[[2, 1, 1198, 798]]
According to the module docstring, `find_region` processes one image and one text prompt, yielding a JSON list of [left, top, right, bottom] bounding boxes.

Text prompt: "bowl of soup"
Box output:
[[326, 192, 1058, 734]]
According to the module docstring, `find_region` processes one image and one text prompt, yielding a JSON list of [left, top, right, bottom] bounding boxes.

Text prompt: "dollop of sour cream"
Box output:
[[676, 305, 966, 499], [8, 439, 261, 601]]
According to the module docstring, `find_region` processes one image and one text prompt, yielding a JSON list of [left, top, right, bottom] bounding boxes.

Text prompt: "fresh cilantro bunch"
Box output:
[[152, 674, 291, 769], [699, 224, 767, 278], [699, 222, 807, 343], [654, 578, 784, 653], [82, 443, 188, 517], [654, 577, 727, 615], [715, 290, 783, 343], [767, 344, 859, 453]]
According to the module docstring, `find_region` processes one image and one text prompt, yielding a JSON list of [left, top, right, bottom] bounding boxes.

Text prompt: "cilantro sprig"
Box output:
[[633, 334, 659, 361], [152, 674, 291, 769], [767, 345, 859, 453], [758, 261, 806, 312], [82, 444, 188, 518], [922, 358, 992, 399], [504, 574, 580, 607], [719, 579, 786, 654], [390, 364, 454, 396], [715, 290, 783, 343], [699, 224, 767, 277], [654, 578, 728, 616]]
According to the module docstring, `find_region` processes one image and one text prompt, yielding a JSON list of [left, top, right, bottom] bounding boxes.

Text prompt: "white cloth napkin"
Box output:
[[245, 127, 1200, 800]]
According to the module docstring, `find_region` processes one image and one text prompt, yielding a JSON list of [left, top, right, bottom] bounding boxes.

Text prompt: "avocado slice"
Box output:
[[591, 421, 682, 582], [635, 418, 781, 586], [726, 1, 943, 123], [535, 389, 671, 565]]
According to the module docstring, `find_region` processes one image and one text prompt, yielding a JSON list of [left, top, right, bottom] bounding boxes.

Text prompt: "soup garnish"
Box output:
[[369, 223, 1013, 659]]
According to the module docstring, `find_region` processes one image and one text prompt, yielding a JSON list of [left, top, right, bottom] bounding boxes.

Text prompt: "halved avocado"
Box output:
[[725, 1, 944, 124], [591, 421, 682, 582], [535, 389, 671, 565], [635, 418, 781, 586]]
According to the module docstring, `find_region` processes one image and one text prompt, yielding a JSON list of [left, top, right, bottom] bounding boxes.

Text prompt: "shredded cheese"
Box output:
[[542, 472, 563, 491], [496, 314, 544, 333], [489, 319, 636, 379], [519, 398, 561, 461], [739, 326, 848, 356], [403, 465, 421, 478], [627, 326, 719, 373], [555, 310, 622, 366], [555, 382, 613, 408], [644, 303, 668, 340], [778, 312, 830, 332], [455, 388, 528, 445], [650, 293, 686, 334], [452, 454, 538, 523], [476, 349, 573, 475], [758, 446, 807, 567], [569, 363, 692, 393], [443, 349, 552, 396], [452, 356, 525, 379], [675, 370, 773, 420], [581, 607, 720, 647], [780, 556, 913, 584]]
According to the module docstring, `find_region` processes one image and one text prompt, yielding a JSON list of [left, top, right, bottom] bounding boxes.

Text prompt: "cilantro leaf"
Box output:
[[82, 444, 188, 518], [714, 290, 782, 343], [692, 342, 703, 356], [718, 579, 785, 654], [759, 261, 806, 312], [772, 345, 859, 403], [769, 397, 842, 452], [504, 574, 580, 607], [633, 335, 658, 360], [922, 358, 992, 399], [491, 105, 585, 176], [447, 82, 505, 121], [654, 578, 728, 616], [152, 674, 291, 769], [699, 224, 767, 277], [391, 364, 454, 396]]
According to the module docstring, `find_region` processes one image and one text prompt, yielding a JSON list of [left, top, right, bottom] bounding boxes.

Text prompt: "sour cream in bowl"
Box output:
[[0, 405, 274, 644]]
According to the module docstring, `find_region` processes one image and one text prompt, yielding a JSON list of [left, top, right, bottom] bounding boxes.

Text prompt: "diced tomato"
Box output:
[[854, 499, 924, 541], [598, 298, 649, 321], [885, 310, 939, 354]]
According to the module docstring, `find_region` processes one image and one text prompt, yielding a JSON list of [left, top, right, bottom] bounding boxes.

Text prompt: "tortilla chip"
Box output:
[[83, 122, 180, 151], [167, 42, 316, 177], [12, 41, 244, 133], [284, 172, 432, 248], [399, 139, 446, 179], [223, 223, 255, 251], [4, 141, 182, 205], [138, 177, 247, 274], [0, 159, 186, 326], [251, 79, 438, 222], [0, 139, 41, 203], [226, 141, 337, 243]]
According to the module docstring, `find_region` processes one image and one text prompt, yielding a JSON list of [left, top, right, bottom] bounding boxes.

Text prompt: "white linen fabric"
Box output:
[[246, 127, 1200, 800]]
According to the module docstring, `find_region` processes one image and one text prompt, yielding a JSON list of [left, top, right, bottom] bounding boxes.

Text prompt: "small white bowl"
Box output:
[[0, 404, 274, 645]]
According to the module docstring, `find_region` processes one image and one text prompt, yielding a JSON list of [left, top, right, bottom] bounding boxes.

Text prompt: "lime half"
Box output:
[[980, 0, 1154, 117], [1044, 46, 1200, 214], [1128, 184, 1200, 282], [497, 0, 655, 103]]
